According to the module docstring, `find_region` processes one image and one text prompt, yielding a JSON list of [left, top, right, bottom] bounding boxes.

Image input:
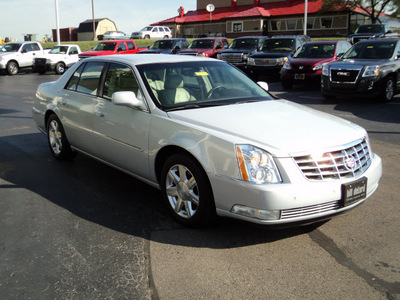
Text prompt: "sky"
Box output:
[[0, 0, 196, 42]]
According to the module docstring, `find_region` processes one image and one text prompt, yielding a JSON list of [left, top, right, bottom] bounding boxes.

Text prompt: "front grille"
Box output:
[[34, 58, 47, 66], [293, 139, 371, 181], [331, 69, 361, 83], [221, 53, 243, 64], [281, 200, 341, 219], [253, 58, 278, 66]]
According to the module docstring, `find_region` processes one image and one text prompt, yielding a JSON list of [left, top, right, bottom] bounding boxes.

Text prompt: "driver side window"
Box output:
[[102, 63, 141, 100]]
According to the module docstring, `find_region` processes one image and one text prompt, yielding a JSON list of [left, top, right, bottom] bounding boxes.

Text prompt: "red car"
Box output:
[[280, 40, 352, 90], [177, 37, 229, 58], [79, 40, 144, 59]]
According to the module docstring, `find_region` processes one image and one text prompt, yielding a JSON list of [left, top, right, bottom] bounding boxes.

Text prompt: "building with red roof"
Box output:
[[152, 0, 381, 38]]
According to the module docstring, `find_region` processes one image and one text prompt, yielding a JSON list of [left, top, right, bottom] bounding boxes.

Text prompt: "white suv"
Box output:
[[131, 26, 172, 39]]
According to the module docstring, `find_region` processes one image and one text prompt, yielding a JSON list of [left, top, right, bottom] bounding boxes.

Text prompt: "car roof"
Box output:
[[303, 40, 342, 45], [357, 38, 399, 43], [83, 53, 217, 65], [233, 36, 267, 39], [98, 40, 134, 43], [193, 37, 228, 40]]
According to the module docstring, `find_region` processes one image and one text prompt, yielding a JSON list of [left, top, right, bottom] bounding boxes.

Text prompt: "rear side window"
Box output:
[[65, 62, 105, 95], [126, 41, 136, 50]]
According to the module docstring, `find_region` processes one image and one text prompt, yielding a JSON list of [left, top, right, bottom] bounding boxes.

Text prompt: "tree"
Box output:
[[321, 0, 400, 23]]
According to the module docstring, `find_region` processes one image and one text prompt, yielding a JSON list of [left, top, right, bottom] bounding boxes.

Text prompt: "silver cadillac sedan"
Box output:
[[32, 54, 382, 227]]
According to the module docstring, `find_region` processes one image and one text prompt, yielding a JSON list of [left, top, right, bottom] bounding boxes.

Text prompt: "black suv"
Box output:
[[321, 38, 400, 102], [216, 36, 268, 70], [139, 38, 189, 54], [246, 35, 310, 80], [347, 24, 397, 44]]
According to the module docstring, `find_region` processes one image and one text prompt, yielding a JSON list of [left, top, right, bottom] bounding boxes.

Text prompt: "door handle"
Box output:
[[96, 111, 105, 117], [58, 99, 67, 106]]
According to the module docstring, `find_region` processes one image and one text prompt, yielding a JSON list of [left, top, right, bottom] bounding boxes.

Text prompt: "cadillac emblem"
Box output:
[[344, 154, 358, 171]]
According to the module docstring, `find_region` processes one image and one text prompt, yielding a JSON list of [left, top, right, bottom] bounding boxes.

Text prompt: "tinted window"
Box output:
[[343, 42, 395, 59], [294, 44, 335, 58], [65, 62, 104, 95], [126, 41, 136, 50], [117, 43, 127, 51], [102, 63, 141, 100]]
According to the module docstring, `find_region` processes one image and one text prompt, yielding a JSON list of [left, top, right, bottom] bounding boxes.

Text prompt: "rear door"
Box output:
[[59, 61, 106, 153]]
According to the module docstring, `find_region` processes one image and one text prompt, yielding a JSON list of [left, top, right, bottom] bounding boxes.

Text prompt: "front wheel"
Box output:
[[160, 154, 216, 227], [7, 61, 18, 75], [55, 62, 66, 75], [381, 76, 395, 102], [46, 114, 76, 161]]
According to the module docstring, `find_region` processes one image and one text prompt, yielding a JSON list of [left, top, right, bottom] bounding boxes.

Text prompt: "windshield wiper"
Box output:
[[165, 103, 224, 112]]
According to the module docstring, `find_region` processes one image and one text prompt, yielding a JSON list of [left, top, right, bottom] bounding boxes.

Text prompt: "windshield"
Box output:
[[150, 40, 174, 50], [93, 42, 116, 51], [260, 39, 295, 52], [49, 46, 69, 54], [343, 42, 395, 59], [293, 43, 335, 58], [137, 61, 273, 111], [355, 25, 384, 34], [189, 40, 214, 49], [141, 26, 154, 31], [229, 38, 259, 50], [1, 43, 21, 52]]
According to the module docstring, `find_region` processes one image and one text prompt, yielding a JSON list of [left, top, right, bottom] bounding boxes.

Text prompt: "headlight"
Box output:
[[282, 61, 291, 70], [243, 53, 249, 60], [247, 57, 255, 65], [313, 62, 326, 71], [322, 64, 329, 76], [216, 53, 221, 59], [278, 57, 289, 65], [236, 145, 282, 184], [362, 65, 379, 77]]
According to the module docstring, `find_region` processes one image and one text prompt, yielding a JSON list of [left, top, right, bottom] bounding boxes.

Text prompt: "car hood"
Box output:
[[79, 50, 114, 56], [220, 48, 255, 54], [167, 100, 364, 156], [329, 58, 389, 67], [179, 48, 211, 54], [251, 51, 294, 58], [290, 57, 334, 66], [140, 49, 171, 54]]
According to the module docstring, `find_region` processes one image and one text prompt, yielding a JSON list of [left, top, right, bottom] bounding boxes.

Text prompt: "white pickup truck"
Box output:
[[0, 41, 48, 75], [33, 44, 81, 75]]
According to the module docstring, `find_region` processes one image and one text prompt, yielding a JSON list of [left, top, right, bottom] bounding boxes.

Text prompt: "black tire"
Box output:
[[144, 35, 150, 39], [6, 61, 18, 75], [163, 35, 169, 39], [160, 153, 216, 227], [381, 76, 395, 102], [46, 114, 76, 161], [55, 62, 66, 75], [281, 80, 293, 90]]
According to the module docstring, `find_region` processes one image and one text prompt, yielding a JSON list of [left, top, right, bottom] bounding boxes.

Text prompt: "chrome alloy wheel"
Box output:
[[49, 119, 63, 155], [165, 164, 199, 219]]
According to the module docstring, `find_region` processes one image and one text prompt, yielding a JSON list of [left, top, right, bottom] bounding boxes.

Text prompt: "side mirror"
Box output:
[[216, 45, 222, 50], [257, 81, 269, 91], [112, 91, 147, 111], [21, 49, 28, 53], [117, 47, 124, 52]]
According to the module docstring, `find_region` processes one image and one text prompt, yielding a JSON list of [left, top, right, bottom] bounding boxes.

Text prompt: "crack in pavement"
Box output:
[[308, 229, 400, 299]]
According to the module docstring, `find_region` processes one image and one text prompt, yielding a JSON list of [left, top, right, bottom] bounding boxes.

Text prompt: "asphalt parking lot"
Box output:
[[1, 70, 399, 299]]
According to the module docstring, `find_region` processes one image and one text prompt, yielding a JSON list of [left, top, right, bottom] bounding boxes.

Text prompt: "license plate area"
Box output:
[[295, 74, 305, 80], [342, 177, 367, 206]]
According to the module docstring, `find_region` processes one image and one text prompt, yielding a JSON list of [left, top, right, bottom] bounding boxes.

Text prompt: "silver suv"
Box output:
[[131, 26, 172, 39]]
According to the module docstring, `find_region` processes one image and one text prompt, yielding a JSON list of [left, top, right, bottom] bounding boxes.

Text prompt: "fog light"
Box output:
[[231, 205, 281, 220]]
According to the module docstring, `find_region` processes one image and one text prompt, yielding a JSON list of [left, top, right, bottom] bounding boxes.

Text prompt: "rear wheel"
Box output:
[[7, 61, 18, 75], [381, 76, 394, 102], [160, 153, 216, 227], [46, 114, 76, 161]]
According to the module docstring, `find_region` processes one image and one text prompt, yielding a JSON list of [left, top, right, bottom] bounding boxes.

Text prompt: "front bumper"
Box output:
[[211, 152, 382, 225], [321, 76, 383, 98]]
